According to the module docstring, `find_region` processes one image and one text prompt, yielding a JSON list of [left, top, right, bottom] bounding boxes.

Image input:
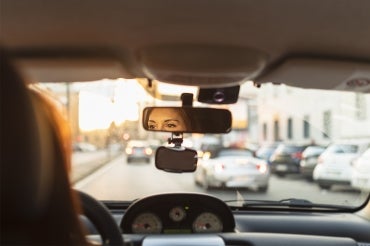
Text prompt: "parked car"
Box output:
[[125, 140, 153, 163], [313, 140, 370, 189], [255, 143, 279, 165], [72, 142, 98, 152], [194, 147, 269, 192], [269, 144, 308, 177], [351, 148, 370, 192], [300, 145, 326, 180]]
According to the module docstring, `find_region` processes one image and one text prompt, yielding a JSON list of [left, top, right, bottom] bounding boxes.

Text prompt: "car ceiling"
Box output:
[[1, 0, 370, 92]]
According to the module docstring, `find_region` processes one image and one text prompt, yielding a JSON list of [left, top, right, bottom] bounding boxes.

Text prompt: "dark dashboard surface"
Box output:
[[83, 193, 370, 245]]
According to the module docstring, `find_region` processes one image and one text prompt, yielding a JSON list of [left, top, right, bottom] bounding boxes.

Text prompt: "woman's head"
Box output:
[[1, 50, 88, 245]]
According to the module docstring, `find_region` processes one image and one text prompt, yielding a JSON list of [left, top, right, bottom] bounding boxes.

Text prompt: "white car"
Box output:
[[313, 140, 370, 189], [194, 148, 270, 192], [125, 140, 153, 163], [351, 148, 370, 192]]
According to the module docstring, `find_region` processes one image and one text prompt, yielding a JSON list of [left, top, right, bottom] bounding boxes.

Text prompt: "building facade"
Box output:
[[257, 84, 370, 145]]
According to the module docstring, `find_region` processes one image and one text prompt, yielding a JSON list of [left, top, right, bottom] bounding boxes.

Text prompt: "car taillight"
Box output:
[[197, 150, 204, 158], [145, 148, 153, 155], [291, 152, 302, 160], [203, 151, 211, 160], [257, 162, 267, 174], [125, 148, 133, 155]]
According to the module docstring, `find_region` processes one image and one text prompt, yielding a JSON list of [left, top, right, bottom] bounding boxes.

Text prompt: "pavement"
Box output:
[[71, 149, 122, 184]]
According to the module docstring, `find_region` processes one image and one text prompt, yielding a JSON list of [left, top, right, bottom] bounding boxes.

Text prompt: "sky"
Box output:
[[78, 79, 149, 131]]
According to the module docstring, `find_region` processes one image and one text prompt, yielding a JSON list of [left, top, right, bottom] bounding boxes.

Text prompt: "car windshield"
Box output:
[[256, 145, 277, 158], [302, 146, 325, 157], [216, 149, 254, 158], [275, 144, 306, 154], [362, 149, 370, 158], [37, 80, 370, 208], [325, 144, 359, 154]]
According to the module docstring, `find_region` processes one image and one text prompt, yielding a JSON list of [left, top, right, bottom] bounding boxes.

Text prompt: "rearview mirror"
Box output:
[[155, 146, 198, 172], [142, 107, 232, 133]]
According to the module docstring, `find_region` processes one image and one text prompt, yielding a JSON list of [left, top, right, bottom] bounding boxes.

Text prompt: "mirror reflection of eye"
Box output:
[[148, 122, 158, 130], [164, 121, 178, 129]]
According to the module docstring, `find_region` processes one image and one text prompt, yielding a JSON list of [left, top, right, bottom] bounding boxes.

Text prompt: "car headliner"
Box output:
[[1, 0, 370, 92]]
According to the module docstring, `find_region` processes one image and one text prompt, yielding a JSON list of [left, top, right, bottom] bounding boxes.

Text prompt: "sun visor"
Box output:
[[138, 44, 268, 87], [15, 58, 134, 83], [257, 58, 370, 93]]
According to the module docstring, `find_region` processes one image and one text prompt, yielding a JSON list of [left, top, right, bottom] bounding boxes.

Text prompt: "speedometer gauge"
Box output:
[[169, 206, 186, 222], [192, 212, 223, 233], [132, 212, 162, 234]]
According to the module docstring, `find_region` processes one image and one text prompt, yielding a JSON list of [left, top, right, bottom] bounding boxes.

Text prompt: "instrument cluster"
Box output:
[[120, 193, 235, 234]]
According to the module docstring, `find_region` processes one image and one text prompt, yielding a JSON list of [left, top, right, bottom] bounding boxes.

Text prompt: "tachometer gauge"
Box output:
[[132, 213, 162, 234], [169, 206, 186, 222], [192, 212, 223, 233]]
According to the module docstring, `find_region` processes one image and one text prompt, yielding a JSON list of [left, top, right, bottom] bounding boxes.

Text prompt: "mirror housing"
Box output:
[[155, 146, 198, 173], [142, 107, 232, 133], [198, 85, 240, 104]]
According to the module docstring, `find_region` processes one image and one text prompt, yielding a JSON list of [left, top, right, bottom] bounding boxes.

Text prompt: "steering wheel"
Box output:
[[77, 190, 124, 246]]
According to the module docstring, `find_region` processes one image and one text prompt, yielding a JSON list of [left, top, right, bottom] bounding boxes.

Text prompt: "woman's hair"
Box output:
[[28, 88, 89, 246]]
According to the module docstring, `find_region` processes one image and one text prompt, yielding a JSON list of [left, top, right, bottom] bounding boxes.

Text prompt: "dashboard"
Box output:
[[82, 193, 370, 246], [120, 193, 235, 234]]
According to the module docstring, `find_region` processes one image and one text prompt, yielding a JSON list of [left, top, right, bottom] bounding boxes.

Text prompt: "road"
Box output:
[[74, 155, 368, 207]]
